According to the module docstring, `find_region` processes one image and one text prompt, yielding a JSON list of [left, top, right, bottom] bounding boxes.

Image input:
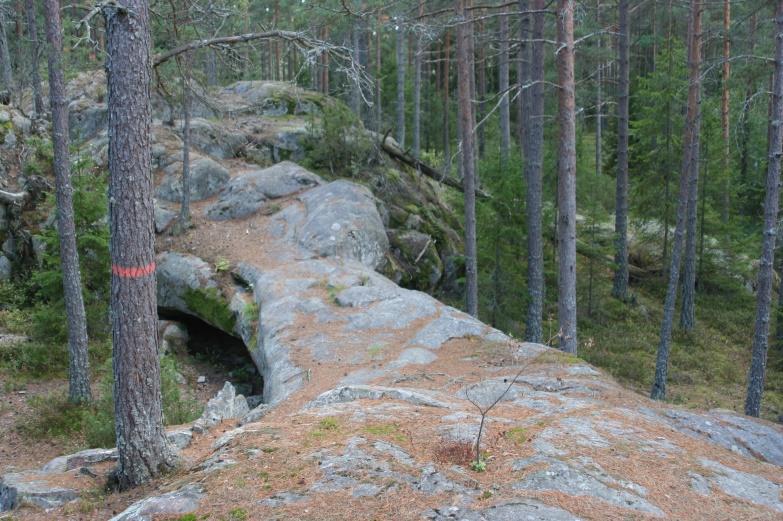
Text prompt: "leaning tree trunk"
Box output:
[[524, 0, 545, 343], [24, 0, 43, 116], [651, 0, 702, 400], [396, 24, 406, 148], [556, 0, 578, 354], [745, 0, 783, 418], [105, 0, 174, 489], [679, 0, 704, 332], [457, 0, 478, 318], [42, 0, 91, 404], [498, 13, 510, 168], [612, 0, 630, 300]]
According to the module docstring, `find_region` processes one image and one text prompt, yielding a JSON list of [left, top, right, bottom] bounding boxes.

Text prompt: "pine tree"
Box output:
[[42, 0, 91, 404], [745, 0, 783, 418], [556, 0, 578, 354], [105, 0, 175, 488]]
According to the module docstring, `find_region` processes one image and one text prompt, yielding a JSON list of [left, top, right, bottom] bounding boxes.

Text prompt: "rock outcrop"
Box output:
[[2, 73, 782, 521]]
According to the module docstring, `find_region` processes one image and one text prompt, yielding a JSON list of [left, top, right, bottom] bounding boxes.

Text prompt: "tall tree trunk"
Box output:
[[662, 0, 674, 271], [498, 13, 510, 168], [524, 0, 545, 343], [739, 13, 758, 212], [351, 20, 363, 118], [745, 0, 783, 418], [105, 0, 174, 489], [679, 0, 704, 332], [0, 9, 13, 91], [412, 1, 424, 158], [612, 0, 630, 300], [517, 0, 529, 151], [443, 30, 452, 175], [651, 0, 703, 400], [476, 14, 486, 159], [42, 0, 91, 404], [24, 0, 43, 116], [396, 24, 406, 147], [205, 50, 217, 86], [375, 20, 382, 132], [179, 64, 191, 229], [720, 0, 731, 223], [556, 0, 577, 354], [457, 0, 478, 317]]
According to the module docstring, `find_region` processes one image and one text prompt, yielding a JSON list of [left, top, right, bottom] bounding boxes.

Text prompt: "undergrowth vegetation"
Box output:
[[0, 145, 202, 449]]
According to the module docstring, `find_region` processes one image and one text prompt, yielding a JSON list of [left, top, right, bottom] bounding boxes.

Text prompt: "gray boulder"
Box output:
[[287, 180, 389, 269], [193, 382, 250, 433], [0, 472, 78, 511], [41, 448, 117, 473], [186, 118, 247, 159], [0, 254, 10, 281], [206, 161, 322, 221], [154, 201, 177, 233], [108, 484, 203, 521], [156, 156, 229, 202], [68, 99, 107, 141]]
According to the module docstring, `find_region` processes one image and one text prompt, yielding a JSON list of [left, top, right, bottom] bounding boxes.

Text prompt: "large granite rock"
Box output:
[[272, 180, 389, 269], [0, 472, 77, 511], [206, 161, 322, 220], [156, 156, 229, 202]]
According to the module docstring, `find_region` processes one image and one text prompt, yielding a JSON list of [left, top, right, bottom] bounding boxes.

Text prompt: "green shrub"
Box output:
[[302, 101, 373, 177], [0, 339, 68, 377], [20, 355, 202, 448]]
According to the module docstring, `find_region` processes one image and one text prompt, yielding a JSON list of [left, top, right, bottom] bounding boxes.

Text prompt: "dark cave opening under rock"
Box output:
[[159, 311, 263, 398]]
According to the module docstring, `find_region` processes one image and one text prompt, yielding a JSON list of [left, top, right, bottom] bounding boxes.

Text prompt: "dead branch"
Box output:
[[379, 134, 490, 198]]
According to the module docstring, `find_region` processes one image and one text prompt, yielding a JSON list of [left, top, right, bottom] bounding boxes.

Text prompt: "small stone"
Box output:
[[197, 376, 207, 384]]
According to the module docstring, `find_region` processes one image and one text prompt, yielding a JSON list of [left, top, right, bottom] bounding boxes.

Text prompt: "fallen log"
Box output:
[[379, 134, 491, 198]]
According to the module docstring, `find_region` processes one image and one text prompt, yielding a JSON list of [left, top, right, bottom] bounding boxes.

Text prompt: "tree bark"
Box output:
[[396, 24, 406, 148], [443, 30, 452, 175], [524, 0, 545, 343], [517, 0, 530, 152], [457, 0, 478, 317], [24, 0, 43, 116], [105, 0, 174, 489], [556, 0, 578, 354], [612, 0, 630, 300], [720, 0, 731, 223], [412, 0, 424, 159], [0, 9, 13, 91], [476, 13, 486, 159], [498, 13, 510, 168], [375, 19, 382, 132], [651, 0, 702, 400], [179, 64, 191, 229], [679, 0, 704, 332], [42, 0, 91, 404], [745, 0, 783, 418]]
